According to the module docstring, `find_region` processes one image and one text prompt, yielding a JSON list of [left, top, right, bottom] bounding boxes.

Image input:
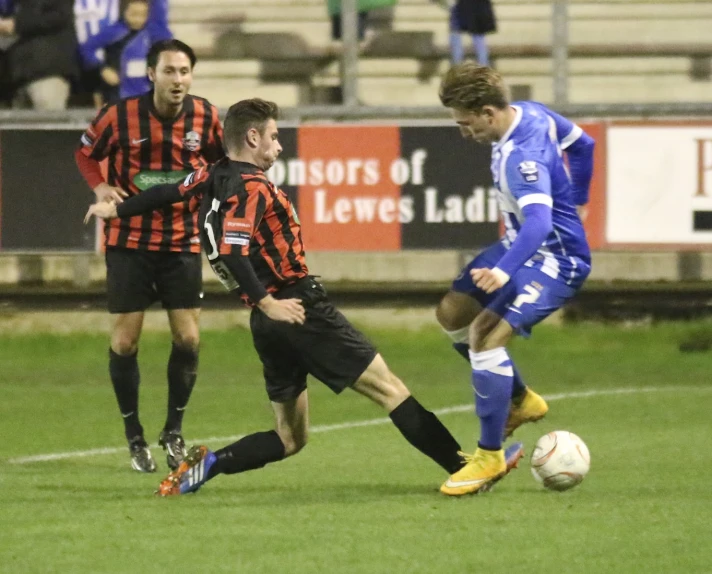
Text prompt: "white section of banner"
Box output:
[[607, 126, 712, 244]]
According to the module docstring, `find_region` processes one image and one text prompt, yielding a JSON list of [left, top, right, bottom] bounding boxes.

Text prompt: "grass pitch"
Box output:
[[1, 319, 711, 573]]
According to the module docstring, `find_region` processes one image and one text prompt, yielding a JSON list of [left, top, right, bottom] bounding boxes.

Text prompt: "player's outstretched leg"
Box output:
[[352, 354, 466, 475], [156, 391, 307, 496]]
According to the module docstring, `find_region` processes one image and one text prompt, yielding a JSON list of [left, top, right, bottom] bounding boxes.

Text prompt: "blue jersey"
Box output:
[[78, 0, 171, 98], [491, 101, 593, 288], [74, 0, 119, 50]]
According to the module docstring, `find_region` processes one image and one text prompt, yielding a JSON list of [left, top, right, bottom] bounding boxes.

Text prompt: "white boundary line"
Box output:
[[6, 386, 708, 465]]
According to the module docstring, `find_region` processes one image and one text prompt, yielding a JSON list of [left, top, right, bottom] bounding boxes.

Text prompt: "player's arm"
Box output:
[[78, 23, 128, 69], [215, 186, 304, 324], [473, 157, 553, 293], [84, 167, 210, 222], [75, 104, 128, 203], [541, 105, 595, 208]]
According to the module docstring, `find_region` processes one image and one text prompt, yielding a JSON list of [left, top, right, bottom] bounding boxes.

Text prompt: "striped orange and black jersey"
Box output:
[[179, 159, 309, 301], [78, 92, 225, 252]]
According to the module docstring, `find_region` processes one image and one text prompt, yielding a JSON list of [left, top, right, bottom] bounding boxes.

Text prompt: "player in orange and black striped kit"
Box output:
[[75, 39, 225, 473], [87, 99, 525, 496]]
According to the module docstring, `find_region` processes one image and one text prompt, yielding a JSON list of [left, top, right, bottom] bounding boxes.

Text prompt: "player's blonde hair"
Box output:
[[439, 63, 510, 113]]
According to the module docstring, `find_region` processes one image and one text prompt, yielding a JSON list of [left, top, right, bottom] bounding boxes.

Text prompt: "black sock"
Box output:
[[453, 342, 470, 362], [109, 348, 142, 441], [389, 396, 464, 474], [165, 343, 199, 432], [208, 430, 286, 479]]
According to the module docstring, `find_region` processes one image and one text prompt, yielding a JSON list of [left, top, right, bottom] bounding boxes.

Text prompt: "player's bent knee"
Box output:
[[436, 291, 480, 331], [470, 312, 513, 352]]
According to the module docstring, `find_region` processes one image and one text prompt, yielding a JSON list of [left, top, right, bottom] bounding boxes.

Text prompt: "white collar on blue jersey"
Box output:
[[493, 105, 522, 151]]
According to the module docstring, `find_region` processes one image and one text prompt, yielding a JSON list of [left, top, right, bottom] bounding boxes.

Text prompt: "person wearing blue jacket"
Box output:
[[74, 0, 120, 106], [80, 0, 171, 104]]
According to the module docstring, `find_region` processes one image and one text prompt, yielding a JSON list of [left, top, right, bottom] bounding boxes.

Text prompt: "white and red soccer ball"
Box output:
[[530, 430, 590, 491]]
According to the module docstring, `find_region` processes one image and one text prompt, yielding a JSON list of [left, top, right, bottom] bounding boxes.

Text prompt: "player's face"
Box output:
[[451, 107, 498, 144], [255, 119, 282, 170], [124, 1, 148, 31], [149, 51, 193, 107]]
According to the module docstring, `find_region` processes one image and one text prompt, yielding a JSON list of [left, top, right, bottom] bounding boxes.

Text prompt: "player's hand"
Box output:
[[93, 182, 128, 204], [471, 267, 510, 294], [84, 201, 118, 224], [259, 296, 305, 325], [576, 205, 589, 222]]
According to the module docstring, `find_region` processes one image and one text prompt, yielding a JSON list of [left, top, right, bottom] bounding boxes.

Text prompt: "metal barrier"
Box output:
[[3, 101, 712, 129]]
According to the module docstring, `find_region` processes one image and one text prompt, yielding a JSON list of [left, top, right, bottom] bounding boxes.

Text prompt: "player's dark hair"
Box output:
[[439, 62, 510, 113], [223, 99, 280, 152], [147, 39, 197, 70]]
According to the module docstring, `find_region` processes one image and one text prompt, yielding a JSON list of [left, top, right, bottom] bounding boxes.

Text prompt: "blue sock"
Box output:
[[472, 34, 489, 66], [470, 348, 514, 451], [511, 362, 527, 399]]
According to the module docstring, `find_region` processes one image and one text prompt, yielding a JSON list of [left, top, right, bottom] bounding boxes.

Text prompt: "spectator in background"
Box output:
[[1, 0, 78, 110], [0, 0, 14, 107], [79, 0, 171, 105], [327, 0, 396, 44], [74, 0, 120, 107], [449, 0, 496, 65]]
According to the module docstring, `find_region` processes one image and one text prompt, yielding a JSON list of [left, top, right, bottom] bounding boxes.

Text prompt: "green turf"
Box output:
[[1, 320, 711, 573]]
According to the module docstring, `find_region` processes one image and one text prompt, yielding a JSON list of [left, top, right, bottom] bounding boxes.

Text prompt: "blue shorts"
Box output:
[[451, 242, 578, 337]]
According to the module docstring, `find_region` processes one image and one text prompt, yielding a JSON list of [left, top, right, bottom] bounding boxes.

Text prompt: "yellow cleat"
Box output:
[[441, 447, 508, 496], [504, 387, 549, 439]]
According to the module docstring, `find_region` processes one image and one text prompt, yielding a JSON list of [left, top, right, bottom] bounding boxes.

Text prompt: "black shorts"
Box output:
[[250, 277, 378, 403], [105, 248, 203, 314]]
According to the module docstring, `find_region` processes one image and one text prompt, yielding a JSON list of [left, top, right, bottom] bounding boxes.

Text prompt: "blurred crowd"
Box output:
[[0, 0, 172, 110], [0, 0, 496, 111]]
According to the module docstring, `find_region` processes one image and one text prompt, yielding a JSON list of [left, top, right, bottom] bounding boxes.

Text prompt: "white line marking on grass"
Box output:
[[7, 386, 709, 465]]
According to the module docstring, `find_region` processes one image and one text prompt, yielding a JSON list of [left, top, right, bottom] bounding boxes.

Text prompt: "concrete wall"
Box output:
[[1, 251, 710, 290]]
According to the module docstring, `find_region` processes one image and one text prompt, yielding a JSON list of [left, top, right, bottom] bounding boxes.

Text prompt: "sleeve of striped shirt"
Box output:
[[178, 165, 211, 198], [78, 104, 117, 161], [218, 182, 269, 257]]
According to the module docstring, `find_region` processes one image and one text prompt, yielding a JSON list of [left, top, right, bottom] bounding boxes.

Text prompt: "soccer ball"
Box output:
[[530, 431, 590, 491]]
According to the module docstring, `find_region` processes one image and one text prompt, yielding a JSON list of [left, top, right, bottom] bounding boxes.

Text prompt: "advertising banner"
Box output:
[[267, 124, 499, 251], [0, 130, 97, 250], [0, 122, 607, 253], [607, 123, 712, 247]]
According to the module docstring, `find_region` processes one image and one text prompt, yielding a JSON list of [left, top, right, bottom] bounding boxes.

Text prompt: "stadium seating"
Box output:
[[168, 0, 712, 107]]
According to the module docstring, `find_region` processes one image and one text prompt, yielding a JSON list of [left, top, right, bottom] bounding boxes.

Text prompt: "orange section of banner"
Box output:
[[296, 125, 401, 251], [578, 122, 607, 250]]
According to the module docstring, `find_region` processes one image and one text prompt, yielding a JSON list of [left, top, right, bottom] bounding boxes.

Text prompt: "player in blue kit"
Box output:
[[436, 63, 595, 496]]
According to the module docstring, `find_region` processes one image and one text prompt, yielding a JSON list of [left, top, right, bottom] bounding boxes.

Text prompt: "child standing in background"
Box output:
[[449, 0, 497, 65], [80, 0, 171, 104]]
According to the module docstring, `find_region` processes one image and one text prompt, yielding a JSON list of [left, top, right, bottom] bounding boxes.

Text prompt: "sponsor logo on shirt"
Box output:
[[223, 217, 252, 246], [133, 170, 191, 191], [183, 131, 201, 152], [518, 161, 539, 182]]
